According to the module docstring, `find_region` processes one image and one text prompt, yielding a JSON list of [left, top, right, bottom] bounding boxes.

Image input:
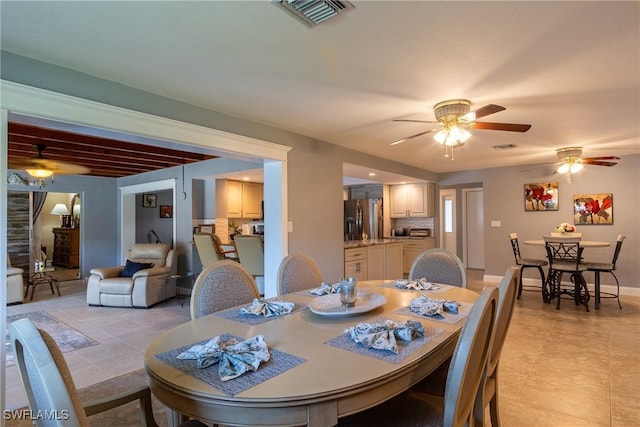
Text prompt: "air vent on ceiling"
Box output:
[[272, 0, 354, 27], [493, 144, 517, 150]]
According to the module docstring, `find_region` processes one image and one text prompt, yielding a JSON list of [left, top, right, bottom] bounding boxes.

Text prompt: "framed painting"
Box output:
[[574, 193, 613, 225], [142, 193, 157, 208], [160, 205, 173, 218], [524, 182, 558, 211]]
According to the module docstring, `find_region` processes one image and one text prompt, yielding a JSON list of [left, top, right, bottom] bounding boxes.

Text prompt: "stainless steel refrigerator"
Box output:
[[344, 198, 383, 241]]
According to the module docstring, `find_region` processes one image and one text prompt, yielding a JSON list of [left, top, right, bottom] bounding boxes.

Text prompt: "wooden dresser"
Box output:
[[52, 227, 80, 268]]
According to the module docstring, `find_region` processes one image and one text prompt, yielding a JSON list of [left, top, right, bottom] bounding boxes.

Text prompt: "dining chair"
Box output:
[[509, 232, 547, 299], [277, 253, 323, 295], [543, 236, 590, 311], [190, 259, 260, 320], [233, 235, 265, 294], [584, 234, 625, 309], [473, 266, 519, 426], [338, 286, 498, 427], [193, 232, 225, 268], [9, 317, 207, 427], [408, 248, 467, 288], [412, 267, 520, 424]]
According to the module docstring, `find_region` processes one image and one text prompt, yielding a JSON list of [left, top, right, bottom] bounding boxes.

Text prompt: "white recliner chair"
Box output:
[[7, 255, 25, 305], [87, 243, 175, 308]]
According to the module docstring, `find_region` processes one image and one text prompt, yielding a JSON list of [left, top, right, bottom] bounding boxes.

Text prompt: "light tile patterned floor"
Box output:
[[5, 273, 640, 426]]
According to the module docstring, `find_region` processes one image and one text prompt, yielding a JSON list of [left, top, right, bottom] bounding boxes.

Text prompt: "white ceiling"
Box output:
[[2, 1, 639, 180]]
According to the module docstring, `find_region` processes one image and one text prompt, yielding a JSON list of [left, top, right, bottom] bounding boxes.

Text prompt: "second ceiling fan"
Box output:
[[391, 99, 532, 158]]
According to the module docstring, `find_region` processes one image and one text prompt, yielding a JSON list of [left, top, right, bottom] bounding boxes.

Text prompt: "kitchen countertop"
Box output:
[[344, 238, 404, 249]]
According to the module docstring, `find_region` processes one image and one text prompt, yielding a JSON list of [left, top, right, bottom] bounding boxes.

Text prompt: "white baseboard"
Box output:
[[482, 274, 640, 297]]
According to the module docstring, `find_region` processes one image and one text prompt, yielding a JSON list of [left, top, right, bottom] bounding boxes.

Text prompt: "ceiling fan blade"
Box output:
[[471, 104, 505, 119], [8, 158, 90, 175], [520, 162, 560, 173], [472, 121, 532, 132], [390, 129, 436, 146], [393, 119, 439, 124], [582, 156, 621, 161], [582, 160, 618, 167]]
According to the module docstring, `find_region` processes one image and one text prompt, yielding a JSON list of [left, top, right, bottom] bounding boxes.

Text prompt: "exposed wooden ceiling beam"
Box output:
[[8, 122, 217, 178]]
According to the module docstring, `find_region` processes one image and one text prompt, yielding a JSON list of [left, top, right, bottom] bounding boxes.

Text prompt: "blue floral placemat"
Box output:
[[396, 301, 472, 324], [380, 281, 453, 294], [154, 334, 306, 396], [215, 302, 308, 325], [324, 318, 444, 364]]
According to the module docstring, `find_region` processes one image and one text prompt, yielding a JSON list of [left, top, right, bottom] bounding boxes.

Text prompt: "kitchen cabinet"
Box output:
[[384, 242, 403, 279], [366, 245, 385, 279], [347, 242, 404, 281], [226, 180, 263, 219], [348, 185, 383, 200], [389, 183, 435, 218], [52, 227, 79, 268], [344, 247, 367, 281], [402, 238, 435, 275], [242, 182, 263, 218]]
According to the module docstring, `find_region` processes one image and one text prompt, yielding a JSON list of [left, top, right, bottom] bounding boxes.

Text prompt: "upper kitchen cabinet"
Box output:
[[348, 184, 383, 200], [219, 179, 263, 219], [389, 183, 435, 218]]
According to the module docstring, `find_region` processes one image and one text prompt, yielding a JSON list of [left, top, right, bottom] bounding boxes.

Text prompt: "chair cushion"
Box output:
[[517, 258, 548, 267], [100, 278, 135, 294], [585, 262, 614, 271], [121, 260, 153, 277]]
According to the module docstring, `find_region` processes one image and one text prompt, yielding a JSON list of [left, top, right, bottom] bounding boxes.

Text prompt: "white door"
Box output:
[[463, 188, 484, 269], [439, 188, 456, 254]]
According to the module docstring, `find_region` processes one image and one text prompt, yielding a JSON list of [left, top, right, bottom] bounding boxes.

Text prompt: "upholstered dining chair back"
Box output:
[[193, 233, 225, 268], [233, 235, 265, 277], [277, 253, 323, 295], [474, 266, 519, 426], [9, 318, 162, 427], [190, 259, 260, 320], [408, 248, 467, 288]]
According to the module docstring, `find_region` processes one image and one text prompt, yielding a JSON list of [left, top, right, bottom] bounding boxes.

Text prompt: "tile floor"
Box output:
[[4, 273, 640, 426]]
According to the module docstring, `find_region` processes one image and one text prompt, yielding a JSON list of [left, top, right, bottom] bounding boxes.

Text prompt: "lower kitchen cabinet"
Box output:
[[346, 242, 404, 281], [402, 238, 435, 276], [384, 242, 403, 279], [344, 247, 368, 281], [366, 245, 385, 279]]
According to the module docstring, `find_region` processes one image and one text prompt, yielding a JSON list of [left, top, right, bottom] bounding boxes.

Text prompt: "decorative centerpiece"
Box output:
[[551, 222, 581, 237]]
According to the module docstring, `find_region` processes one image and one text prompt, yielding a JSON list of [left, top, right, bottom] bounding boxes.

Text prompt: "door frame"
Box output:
[[462, 187, 484, 269]]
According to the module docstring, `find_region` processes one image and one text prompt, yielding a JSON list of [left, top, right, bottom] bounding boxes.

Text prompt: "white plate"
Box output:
[[309, 291, 387, 317]]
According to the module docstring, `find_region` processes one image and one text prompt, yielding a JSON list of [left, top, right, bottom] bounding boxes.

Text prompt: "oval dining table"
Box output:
[[145, 280, 479, 427]]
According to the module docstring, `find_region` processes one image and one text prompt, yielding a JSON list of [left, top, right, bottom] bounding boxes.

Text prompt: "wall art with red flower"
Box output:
[[573, 193, 613, 225], [524, 182, 559, 211]]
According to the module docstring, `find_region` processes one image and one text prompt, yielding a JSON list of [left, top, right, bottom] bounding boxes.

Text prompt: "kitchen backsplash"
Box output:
[[392, 217, 434, 234]]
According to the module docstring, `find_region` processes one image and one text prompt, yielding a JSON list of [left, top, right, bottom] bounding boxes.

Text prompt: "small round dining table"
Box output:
[[524, 238, 611, 309], [145, 280, 479, 427]]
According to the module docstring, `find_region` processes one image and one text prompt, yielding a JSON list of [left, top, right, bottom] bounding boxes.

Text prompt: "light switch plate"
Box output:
[[491, 221, 501, 227]]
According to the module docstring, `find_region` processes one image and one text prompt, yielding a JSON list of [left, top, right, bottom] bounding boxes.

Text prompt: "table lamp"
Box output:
[[51, 203, 71, 227]]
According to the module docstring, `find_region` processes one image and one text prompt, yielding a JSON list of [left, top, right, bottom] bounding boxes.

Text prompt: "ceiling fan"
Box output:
[[553, 146, 619, 182], [8, 144, 90, 187], [390, 99, 532, 159]]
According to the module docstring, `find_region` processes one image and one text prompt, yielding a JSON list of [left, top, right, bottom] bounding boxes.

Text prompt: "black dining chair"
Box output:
[[509, 233, 547, 299], [543, 236, 590, 311], [584, 235, 625, 309]]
